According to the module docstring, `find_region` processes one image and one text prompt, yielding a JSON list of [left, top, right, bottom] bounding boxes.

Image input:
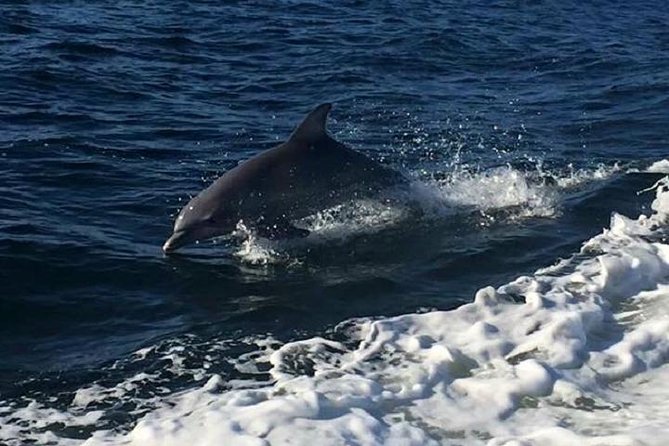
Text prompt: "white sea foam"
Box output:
[[410, 165, 560, 219], [46, 174, 666, 446], [647, 159, 669, 173], [299, 199, 411, 238], [232, 198, 414, 264], [232, 221, 289, 266], [553, 162, 622, 188], [3, 165, 667, 446]]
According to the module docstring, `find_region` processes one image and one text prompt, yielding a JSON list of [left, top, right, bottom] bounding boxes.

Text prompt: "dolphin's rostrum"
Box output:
[[163, 103, 406, 253]]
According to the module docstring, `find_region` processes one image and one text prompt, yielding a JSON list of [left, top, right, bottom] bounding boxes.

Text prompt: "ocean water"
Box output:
[[1, 1, 668, 445]]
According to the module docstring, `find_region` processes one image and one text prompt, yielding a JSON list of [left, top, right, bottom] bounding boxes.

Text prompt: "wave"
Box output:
[[83, 174, 666, 445], [3, 166, 667, 444]]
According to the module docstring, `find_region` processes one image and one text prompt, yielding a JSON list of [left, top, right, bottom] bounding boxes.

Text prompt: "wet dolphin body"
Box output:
[[162, 103, 407, 253]]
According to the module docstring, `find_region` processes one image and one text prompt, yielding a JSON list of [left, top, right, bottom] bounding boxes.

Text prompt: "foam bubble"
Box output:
[[647, 159, 669, 174], [554, 162, 622, 188], [298, 198, 410, 239], [232, 221, 293, 265], [5, 169, 667, 446], [66, 177, 669, 445], [412, 165, 559, 219]]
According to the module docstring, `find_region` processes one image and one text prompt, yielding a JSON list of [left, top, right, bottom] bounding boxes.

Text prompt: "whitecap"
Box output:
[[68, 176, 669, 445]]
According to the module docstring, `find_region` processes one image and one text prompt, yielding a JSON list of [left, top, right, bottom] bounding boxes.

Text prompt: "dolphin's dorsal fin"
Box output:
[[289, 103, 332, 143]]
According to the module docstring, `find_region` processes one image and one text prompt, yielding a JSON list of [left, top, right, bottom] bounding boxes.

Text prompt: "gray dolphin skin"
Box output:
[[162, 103, 406, 253]]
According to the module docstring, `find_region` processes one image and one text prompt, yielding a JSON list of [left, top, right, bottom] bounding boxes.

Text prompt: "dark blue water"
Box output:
[[1, 0, 668, 442]]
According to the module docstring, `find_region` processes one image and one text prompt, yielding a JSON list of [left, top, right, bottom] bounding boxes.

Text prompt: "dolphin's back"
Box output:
[[165, 104, 407, 251], [241, 134, 402, 220], [207, 105, 404, 222]]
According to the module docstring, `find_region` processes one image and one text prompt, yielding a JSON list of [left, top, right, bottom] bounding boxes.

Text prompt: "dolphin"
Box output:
[[162, 103, 406, 253]]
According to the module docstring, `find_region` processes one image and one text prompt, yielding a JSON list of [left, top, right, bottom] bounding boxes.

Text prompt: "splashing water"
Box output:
[[230, 162, 623, 264], [15, 173, 663, 446]]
